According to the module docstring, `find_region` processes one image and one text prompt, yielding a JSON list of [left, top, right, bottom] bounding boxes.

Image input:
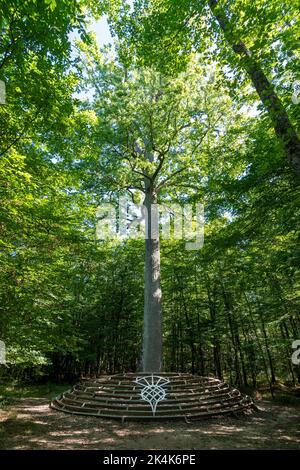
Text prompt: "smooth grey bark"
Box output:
[[142, 181, 163, 372], [208, 0, 300, 179]]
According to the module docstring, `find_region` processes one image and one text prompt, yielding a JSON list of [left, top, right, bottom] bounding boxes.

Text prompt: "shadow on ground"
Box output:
[[0, 398, 299, 450]]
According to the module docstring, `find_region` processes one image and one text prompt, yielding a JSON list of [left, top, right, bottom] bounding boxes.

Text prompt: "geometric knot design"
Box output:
[[135, 375, 170, 416]]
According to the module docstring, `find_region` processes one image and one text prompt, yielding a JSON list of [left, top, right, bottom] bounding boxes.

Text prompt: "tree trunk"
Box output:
[[207, 285, 222, 379], [243, 291, 274, 396], [221, 284, 242, 386], [280, 324, 296, 385], [208, 0, 300, 179], [258, 311, 276, 384], [196, 312, 206, 376], [177, 275, 196, 374], [142, 183, 163, 372]]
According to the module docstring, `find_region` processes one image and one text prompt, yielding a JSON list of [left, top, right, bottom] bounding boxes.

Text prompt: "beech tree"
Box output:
[[76, 49, 237, 371], [1, 1, 299, 390]]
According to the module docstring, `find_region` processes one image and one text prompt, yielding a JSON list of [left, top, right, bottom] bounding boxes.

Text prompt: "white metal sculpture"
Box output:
[[135, 375, 170, 416]]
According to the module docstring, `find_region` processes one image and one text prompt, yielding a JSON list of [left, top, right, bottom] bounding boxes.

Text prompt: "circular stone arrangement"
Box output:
[[50, 373, 255, 422]]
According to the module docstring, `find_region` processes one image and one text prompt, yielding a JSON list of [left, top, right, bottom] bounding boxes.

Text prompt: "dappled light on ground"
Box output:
[[0, 398, 299, 450]]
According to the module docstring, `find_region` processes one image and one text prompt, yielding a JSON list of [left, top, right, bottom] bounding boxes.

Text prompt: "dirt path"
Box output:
[[0, 398, 299, 450]]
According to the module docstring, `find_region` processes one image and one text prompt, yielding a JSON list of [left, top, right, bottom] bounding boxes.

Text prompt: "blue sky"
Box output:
[[69, 15, 113, 50], [90, 16, 113, 47], [88, 0, 134, 47]]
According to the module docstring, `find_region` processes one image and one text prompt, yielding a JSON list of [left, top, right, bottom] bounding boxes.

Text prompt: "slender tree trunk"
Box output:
[[221, 285, 242, 386], [196, 312, 206, 376], [243, 291, 274, 396], [259, 311, 276, 384], [177, 275, 196, 374], [208, 0, 300, 178], [290, 316, 299, 337], [170, 322, 177, 371], [280, 324, 296, 385], [240, 322, 257, 388], [142, 183, 163, 372], [179, 321, 184, 371], [235, 329, 248, 387], [112, 295, 123, 373], [207, 285, 222, 379]]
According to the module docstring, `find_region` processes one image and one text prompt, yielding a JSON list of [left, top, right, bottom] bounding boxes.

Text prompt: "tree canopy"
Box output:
[[0, 0, 299, 387]]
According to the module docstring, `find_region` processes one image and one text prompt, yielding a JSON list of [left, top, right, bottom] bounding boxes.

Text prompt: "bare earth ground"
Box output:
[[0, 397, 299, 450]]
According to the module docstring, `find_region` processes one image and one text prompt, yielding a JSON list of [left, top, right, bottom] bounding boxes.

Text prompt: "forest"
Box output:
[[0, 0, 299, 452]]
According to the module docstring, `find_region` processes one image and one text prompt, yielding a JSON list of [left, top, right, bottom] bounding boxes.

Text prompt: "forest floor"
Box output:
[[0, 384, 300, 450]]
